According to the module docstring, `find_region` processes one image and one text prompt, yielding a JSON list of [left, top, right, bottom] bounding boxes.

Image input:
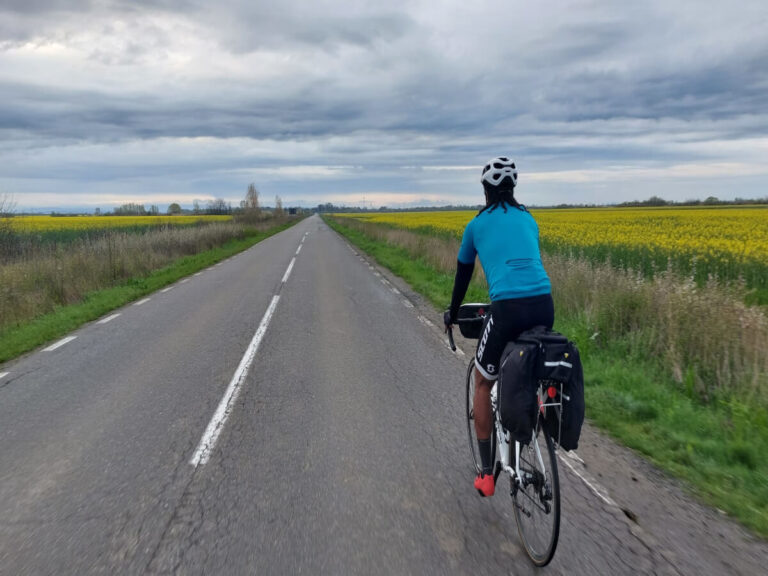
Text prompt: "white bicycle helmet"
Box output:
[[481, 157, 518, 188]]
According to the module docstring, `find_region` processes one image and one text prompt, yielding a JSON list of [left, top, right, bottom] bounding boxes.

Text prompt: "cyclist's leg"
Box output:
[[474, 309, 505, 484], [473, 367, 494, 441]]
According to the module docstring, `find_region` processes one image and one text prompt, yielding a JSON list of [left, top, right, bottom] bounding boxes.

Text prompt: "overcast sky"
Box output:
[[1, 1, 767, 210]]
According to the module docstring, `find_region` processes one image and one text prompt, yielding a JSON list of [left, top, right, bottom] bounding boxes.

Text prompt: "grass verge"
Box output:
[[0, 220, 298, 364], [324, 215, 768, 538]]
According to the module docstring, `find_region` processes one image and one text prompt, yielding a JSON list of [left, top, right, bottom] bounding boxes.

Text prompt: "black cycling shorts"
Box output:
[[475, 294, 555, 380]]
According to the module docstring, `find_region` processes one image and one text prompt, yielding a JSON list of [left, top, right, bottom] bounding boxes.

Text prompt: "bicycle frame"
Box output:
[[447, 322, 559, 487], [490, 381, 553, 488]]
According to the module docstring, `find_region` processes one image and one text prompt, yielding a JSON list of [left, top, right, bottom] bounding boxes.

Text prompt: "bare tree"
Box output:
[[245, 183, 261, 215], [0, 193, 18, 261], [206, 198, 231, 215], [274, 195, 284, 217], [236, 183, 263, 224], [0, 192, 16, 217]]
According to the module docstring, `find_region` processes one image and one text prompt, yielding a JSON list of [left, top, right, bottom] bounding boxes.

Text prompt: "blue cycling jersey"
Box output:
[[457, 206, 551, 301]]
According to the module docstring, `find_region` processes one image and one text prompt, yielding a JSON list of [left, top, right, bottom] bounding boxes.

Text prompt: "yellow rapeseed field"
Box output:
[[336, 206, 768, 286], [8, 214, 232, 232]]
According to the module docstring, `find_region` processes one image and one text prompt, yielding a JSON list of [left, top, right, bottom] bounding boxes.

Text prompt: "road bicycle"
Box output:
[[446, 304, 561, 567]]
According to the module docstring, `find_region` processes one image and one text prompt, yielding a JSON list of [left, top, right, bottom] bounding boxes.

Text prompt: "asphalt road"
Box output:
[[1, 214, 767, 575]]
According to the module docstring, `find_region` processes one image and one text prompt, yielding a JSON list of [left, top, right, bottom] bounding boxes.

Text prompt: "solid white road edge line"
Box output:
[[97, 313, 121, 324], [134, 298, 151, 306], [190, 294, 281, 467], [194, 272, 202, 277], [557, 451, 616, 507], [180, 278, 190, 284], [0, 372, 8, 380], [43, 336, 77, 352], [281, 257, 296, 284], [161, 286, 174, 293]]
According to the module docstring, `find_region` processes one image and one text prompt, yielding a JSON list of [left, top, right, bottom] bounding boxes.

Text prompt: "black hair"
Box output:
[[478, 182, 527, 215]]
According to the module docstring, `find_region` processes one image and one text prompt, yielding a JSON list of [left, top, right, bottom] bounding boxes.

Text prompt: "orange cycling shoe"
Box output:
[[474, 472, 495, 497]]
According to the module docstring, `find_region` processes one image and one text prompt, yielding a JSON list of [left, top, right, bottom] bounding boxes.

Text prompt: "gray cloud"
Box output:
[[1, 0, 767, 208]]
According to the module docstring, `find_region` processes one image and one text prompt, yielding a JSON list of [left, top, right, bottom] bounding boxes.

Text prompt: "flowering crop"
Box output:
[[335, 206, 768, 292], [7, 214, 232, 232]]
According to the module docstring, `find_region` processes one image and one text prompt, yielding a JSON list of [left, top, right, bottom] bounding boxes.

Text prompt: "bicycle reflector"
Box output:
[[547, 386, 557, 399]]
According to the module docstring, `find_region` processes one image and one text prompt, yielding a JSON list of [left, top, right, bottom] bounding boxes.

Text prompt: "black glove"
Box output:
[[443, 309, 456, 329]]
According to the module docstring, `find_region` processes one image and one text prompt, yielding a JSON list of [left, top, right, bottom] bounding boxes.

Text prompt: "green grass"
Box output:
[[325, 215, 768, 538], [0, 220, 298, 364]]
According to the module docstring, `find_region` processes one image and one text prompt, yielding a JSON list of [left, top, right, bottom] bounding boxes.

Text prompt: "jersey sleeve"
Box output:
[[457, 220, 477, 264]]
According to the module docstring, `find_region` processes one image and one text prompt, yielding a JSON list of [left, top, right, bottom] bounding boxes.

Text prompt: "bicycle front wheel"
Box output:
[[465, 359, 482, 474], [512, 419, 561, 567]]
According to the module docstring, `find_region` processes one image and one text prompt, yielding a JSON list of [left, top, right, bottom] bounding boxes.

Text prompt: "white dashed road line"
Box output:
[[180, 278, 190, 284], [0, 372, 8, 381], [189, 294, 281, 467], [134, 298, 151, 306], [97, 313, 121, 324], [43, 336, 77, 352], [296, 244, 302, 255], [161, 286, 174, 293], [194, 272, 202, 277], [281, 257, 296, 284], [417, 315, 435, 329], [191, 234, 304, 468]]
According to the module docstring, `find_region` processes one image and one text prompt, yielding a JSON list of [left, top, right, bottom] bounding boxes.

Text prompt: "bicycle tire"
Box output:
[[512, 417, 561, 567]]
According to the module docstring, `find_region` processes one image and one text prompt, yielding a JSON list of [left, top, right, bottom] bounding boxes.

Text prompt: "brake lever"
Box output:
[[446, 324, 456, 352]]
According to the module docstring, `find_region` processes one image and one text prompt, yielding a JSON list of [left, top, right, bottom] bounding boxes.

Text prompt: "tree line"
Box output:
[[83, 185, 288, 217]]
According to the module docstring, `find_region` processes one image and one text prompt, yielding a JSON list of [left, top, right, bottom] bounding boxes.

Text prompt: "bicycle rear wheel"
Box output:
[[512, 419, 560, 567]]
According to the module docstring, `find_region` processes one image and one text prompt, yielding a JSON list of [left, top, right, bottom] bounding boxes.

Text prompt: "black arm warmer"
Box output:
[[449, 259, 475, 321]]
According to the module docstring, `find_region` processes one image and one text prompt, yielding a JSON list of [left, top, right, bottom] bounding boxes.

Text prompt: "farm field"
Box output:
[[7, 214, 232, 232], [336, 206, 768, 298], [0, 213, 299, 358], [324, 211, 768, 537]]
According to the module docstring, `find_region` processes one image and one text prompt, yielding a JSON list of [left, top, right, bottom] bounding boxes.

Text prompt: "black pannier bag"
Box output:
[[500, 327, 585, 451], [497, 340, 540, 444], [523, 328, 585, 451]]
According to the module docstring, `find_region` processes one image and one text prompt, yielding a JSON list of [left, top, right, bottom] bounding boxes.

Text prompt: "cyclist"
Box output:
[[444, 157, 554, 497]]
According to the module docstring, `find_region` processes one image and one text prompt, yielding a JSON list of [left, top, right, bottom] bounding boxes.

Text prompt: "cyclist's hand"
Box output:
[[443, 309, 455, 331]]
